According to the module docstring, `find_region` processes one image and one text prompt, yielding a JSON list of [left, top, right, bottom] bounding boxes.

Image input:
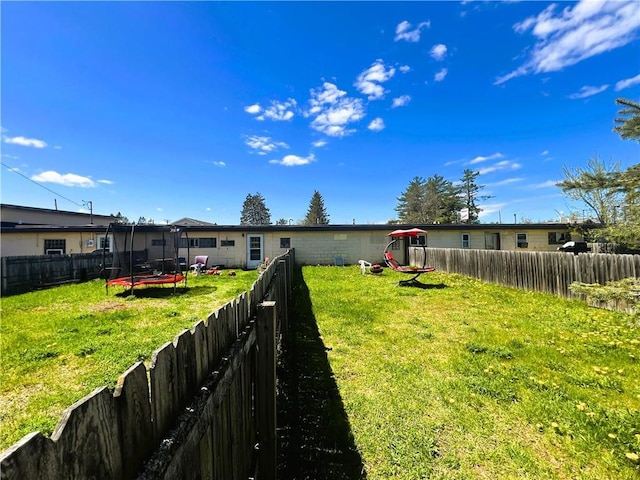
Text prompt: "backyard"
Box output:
[[1, 264, 639, 479], [277, 266, 639, 480], [0, 270, 259, 450]]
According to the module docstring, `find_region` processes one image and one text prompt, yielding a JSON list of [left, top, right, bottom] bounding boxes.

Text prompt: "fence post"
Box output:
[[256, 301, 277, 480], [278, 260, 289, 339]]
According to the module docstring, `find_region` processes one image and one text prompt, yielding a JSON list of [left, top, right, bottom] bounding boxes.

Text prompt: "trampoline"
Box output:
[[106, 273, 185, 288], [102, 222, 189, 294]]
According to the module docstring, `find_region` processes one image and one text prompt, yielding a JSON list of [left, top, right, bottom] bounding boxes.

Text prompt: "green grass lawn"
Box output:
[[0, 270, 258, 450], [300, 266, 639, 479]]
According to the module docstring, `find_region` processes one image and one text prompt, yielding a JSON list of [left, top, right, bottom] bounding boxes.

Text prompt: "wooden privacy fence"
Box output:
[[414, 247, 639, 302], [0, 249, 295, 480], [1, 253, 118, 296]]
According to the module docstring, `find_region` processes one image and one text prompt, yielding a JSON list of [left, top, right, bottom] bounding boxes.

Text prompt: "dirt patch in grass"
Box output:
[[89, 300, 128, 313]]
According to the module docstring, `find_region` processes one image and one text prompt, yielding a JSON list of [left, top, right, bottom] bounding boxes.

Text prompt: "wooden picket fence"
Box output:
[[414, 248, 639, 311], [0, 250, 295, 480]]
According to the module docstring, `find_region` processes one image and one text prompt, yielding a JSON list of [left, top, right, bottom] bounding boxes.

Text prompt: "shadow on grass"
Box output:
[[111, 285, 217, 298], [395, 281, 447, 289], [277, 267, 367, 480]]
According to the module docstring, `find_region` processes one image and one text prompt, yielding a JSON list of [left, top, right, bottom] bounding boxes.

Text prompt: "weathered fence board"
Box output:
[[415, 248, 639, 312], [174, 328, 198, 411], [0, 432, 60, 479], [51, 387, 123, 479], [150, 342, 179, 445], [114, 362, 154, 479]]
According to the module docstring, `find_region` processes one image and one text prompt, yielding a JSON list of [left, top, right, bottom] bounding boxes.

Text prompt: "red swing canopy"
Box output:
[[387, 228, 427, 237]]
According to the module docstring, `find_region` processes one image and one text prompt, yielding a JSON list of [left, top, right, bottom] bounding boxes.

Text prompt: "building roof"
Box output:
[[171, 217, 218, 227], [1, 221, 579, 235]]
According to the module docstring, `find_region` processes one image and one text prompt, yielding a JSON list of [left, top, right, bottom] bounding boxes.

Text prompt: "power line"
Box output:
[[1, 161, 84, 208]]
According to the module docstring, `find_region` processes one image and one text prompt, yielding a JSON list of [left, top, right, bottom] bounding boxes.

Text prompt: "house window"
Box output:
[[548, 232, 570, 245], [221, 239, 235, 247], [461, 233, 471, 248], [517, 233, 529, 248], [98, 235, 112, 251], [44, 239, 66, 254], [199, 238, 216, 248], [409, 234, 427, 246], [179, 237, 216, 248], [151, 239, 166, 247], [280, 237, 291, 249]]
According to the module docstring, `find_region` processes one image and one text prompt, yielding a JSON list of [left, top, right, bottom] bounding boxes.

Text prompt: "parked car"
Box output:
[[557, 241, 591, 254]]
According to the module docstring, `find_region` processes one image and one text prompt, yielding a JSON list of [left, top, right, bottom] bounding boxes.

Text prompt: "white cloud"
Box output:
[[312, 140, 327, 148], [541, 150, 549, 156], [245, 135, 289, 154], [311, 98, 365, 137], [399, 65, 411, 73], [478, 202, 509, 218], [312, 82, 346, 105], [4, 136, 47, 148], [430, 44, 448, 61], [31, 170, 96, 188], [615, 73, 640, 91], [533, 180, 561, 188], [568, 84, 609, 99], [269, 153, 316, 167], [468, 152, 504, 165], [244, 104, 262, 114], [368, 118, 385, 131], [213, 161, 226, 167], [496, 0, 640, 84], [486, 177, 524, 186], [434, 68, 448, 82], [354, 59, 396, 100], [263, 98, 297, 121], [391, 95, 412, 108], [307, 83, 366, 137], [53, 145, 62, 150], [394, 20, 431, 42], [478, 160, 522, 175], [97, 179, 114, 185]]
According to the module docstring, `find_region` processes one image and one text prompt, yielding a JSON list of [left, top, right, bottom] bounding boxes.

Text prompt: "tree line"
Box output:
[[239, 169, 490, 227]]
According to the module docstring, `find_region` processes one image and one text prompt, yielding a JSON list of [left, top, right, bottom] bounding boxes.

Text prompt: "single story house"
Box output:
[[1, 204, 583, 269]]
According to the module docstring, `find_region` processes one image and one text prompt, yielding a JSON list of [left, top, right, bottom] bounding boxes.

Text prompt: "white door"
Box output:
[[246, 234, 264, 269]]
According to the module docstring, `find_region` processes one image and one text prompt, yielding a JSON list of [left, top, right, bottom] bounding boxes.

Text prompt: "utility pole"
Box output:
[[83, 200, 93, 224]]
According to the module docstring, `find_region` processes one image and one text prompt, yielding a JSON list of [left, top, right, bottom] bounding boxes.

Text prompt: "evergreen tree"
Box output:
[[613, 98, 640, 142], [459, 169, 491, 223], [240, 192, 271, 225], [303, 190, 329, 224], [111, 212, 129, 224], [275, 218, 289, 225], [424, 174, 463, 223], [396, 175, 463, 224], [395, 176, 426, 223]]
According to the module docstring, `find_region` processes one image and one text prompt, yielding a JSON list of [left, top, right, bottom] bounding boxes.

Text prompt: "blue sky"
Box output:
[[2, 1, 639, 225]]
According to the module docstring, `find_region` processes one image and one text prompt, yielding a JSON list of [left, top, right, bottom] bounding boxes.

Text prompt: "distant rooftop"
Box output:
[[171, 217, 218, 227]]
